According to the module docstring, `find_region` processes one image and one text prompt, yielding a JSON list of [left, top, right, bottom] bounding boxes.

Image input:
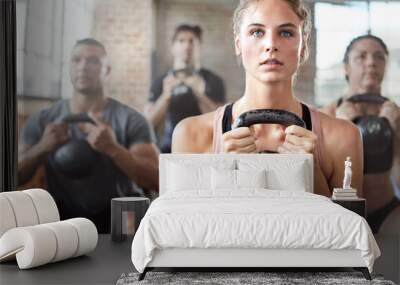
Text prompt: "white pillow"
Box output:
[[267, 167, 307, 191], [166, 159, 236, 192], [211, 168, 236, 190], [237, 158, 309, 192], [167, 162, 210, 191], [211, 169, 267, 190], [236, 169, 267, 189]]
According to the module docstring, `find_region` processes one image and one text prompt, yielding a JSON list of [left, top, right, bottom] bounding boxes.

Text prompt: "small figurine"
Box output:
[[332, 157, 357, 199], [343, 157, 352, 190]]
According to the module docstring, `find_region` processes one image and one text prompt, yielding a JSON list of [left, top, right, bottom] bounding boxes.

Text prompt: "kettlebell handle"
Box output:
[[62, 113, 96, 125], [171, 67, 199, 77], [233, 109, 306, 129], [346, 93, 389, 104]]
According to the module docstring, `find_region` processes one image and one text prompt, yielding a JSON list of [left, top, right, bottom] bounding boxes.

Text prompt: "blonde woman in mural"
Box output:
[[172, 0, 364, 198]]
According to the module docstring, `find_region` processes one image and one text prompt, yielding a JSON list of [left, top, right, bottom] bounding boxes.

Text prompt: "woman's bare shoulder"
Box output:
[[318, 110, 361, 149], [171, 111, 216, 153], [316, 110, 364, 197]]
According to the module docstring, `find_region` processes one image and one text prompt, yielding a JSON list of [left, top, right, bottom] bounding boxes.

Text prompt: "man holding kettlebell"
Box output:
[[144, 24, 226, 153], [320, 35, 400, 234], [18, 38, 159, 233]]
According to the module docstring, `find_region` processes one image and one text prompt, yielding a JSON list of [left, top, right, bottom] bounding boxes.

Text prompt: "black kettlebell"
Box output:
[[347, 93, 394, 174], [233, 109, 306, 153], [171, 83, 193, 99], [51, 113, 100, 179], [347, 93, 387, 105], [168, 69, 201, 126], [170, 68, 196, 100], [233, 109, 306, 129]]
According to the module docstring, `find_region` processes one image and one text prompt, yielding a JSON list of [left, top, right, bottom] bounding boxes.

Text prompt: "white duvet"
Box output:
[[131, 190, 380, 273]]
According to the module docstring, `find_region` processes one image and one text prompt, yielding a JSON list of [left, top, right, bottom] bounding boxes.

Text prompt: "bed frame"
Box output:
[[140, 248, 371, 280], [138, 154, 371, 281]]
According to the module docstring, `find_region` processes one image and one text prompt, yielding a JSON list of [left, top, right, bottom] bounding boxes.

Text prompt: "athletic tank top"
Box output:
[[211, 103, 324, 167]]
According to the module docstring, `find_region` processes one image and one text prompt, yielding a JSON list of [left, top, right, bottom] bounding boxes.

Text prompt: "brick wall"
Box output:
[[91, 0, 154, 111]]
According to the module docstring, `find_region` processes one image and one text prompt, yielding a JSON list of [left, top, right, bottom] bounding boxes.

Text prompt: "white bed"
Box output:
[[131, 154, 380, 280]]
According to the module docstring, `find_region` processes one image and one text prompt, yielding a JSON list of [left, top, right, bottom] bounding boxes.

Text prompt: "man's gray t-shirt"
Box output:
[[21, 98, 156, 233]]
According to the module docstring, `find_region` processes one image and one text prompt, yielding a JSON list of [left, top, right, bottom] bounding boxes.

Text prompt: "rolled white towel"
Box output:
[[0, 195, 17, 237], [42, 221, 79, 263], [23, 189, 60, 224], [0, 191, 39, 228], [0, 189, 60, 239], [0, 218, 98, 269], [65, 218, 98, 257], [0, 225, 57, 269]]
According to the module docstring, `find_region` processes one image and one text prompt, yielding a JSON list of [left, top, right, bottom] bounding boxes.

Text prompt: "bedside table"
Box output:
[[111, 197, 150, 242], [331, 198, 366, 218]]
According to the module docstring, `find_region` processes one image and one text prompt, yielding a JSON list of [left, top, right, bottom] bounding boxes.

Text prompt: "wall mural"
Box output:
[[11, 0, 400, 283]]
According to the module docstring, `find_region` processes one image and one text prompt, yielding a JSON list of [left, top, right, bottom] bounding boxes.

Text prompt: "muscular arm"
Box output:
[[391, 123, 400, 187], [18, 144, 49, 185], [392, 104, 400, 186], [313, 163, 332, 197], [278, 125, 332, 197], [144, 93, 171, 128], [185, 73, 226, 114], [145, 74, 182, 127], [380, 101, 400, 186], [85, 114, 160, 191], [107, 143, 159, 191], [18, 122, 68, 185]]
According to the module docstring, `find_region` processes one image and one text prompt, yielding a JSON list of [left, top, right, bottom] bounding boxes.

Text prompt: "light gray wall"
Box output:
[[61, 0, 96, 99], [16, 0, 96, 100], [17, 0, 64, 98]]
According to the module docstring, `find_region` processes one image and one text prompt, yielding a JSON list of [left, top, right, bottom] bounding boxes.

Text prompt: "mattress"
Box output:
[[131, 190, 380, 273]]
